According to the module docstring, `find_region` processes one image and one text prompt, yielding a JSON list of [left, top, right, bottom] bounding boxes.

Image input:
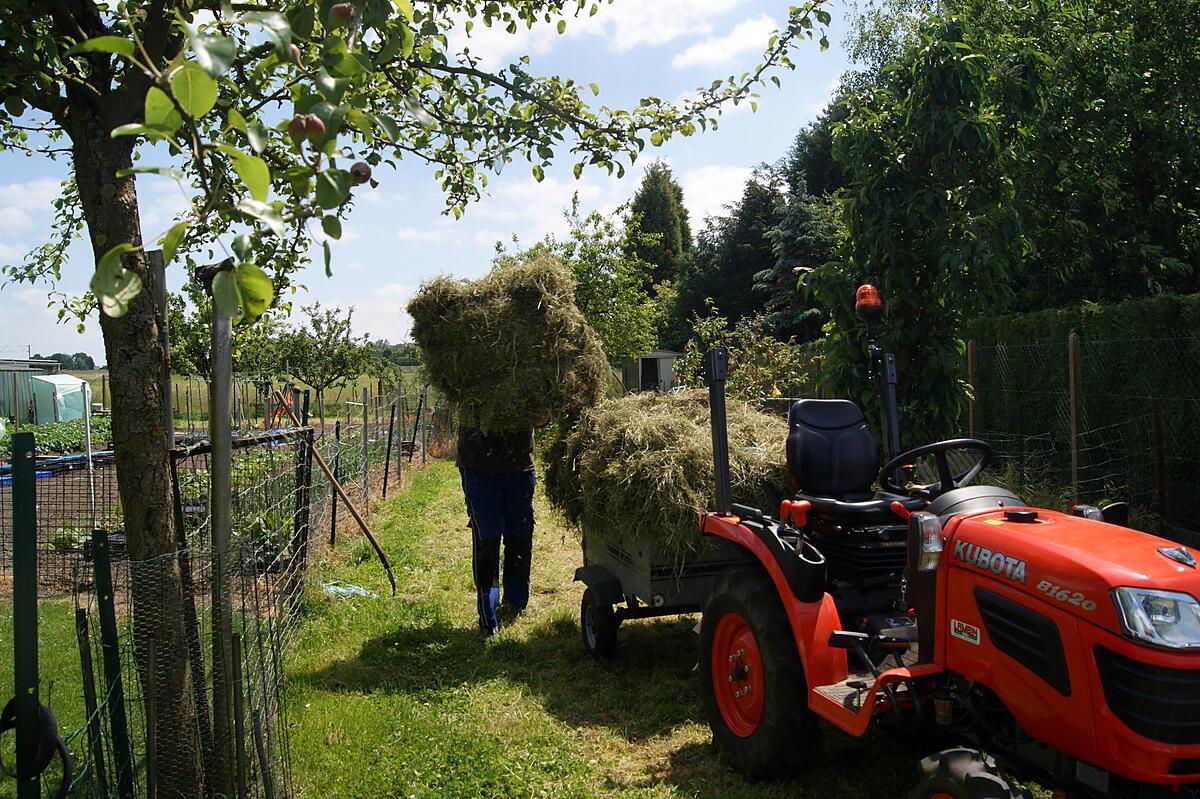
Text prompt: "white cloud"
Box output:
[[448, 0, 746, 67], [0, 207, 33, 233], [679, 164, 753, 222], [0, 241, 27, 262], [395, 225, 451, 242], [0, 286, 105, 361], [349, 282, 419, 343], [0, 177, 62, 233], [672, 14, 777, 69], [474, 173, 617, 239]]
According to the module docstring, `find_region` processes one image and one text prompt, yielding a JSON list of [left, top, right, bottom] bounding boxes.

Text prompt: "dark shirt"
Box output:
[[456, 426, 535, 473]]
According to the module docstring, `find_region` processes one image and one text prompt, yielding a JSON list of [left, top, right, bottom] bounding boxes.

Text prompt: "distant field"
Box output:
[[67, 368, 426, 427]]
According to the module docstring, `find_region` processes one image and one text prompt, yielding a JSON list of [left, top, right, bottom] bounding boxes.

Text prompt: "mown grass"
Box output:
[[287, 460, 925, 799]]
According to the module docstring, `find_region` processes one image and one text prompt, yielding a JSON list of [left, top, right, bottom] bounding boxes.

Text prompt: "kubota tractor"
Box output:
[[693, 285, 1200, 797]]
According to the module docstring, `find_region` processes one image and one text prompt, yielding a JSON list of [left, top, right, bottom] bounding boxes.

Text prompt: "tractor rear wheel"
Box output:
[[580, 587, 619, 658], [698, 567, 821, 779], [908, 748, 1031, 799]]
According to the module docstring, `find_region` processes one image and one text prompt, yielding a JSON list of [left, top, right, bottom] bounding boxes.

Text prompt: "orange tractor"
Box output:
[[577, 286, 1200, 797]]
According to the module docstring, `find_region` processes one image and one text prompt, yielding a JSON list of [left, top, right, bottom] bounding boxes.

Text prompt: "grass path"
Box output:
[[287, 459, 920, 799]]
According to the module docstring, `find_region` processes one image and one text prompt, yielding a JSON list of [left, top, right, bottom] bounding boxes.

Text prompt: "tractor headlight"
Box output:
[[1112, 587, 1200, 649], [907, 511, 943, 572]]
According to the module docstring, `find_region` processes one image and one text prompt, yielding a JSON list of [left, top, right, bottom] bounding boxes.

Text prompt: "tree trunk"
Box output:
[[67, 102, 206, 799]]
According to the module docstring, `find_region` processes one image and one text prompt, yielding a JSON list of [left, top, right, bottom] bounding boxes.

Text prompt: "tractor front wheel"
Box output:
[[698, 568, 821, 779], [580, 587, 619, 658], [908, 748, 1031, 799]]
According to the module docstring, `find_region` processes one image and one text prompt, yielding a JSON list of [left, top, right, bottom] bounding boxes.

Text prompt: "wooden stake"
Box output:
[[274, 390, 396, 594]]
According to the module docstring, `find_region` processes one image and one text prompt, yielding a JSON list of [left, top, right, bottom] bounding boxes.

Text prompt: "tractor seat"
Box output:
[[786, 399, 921, 524]]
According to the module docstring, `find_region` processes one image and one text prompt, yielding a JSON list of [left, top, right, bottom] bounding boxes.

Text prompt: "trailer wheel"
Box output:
[[908, 748, 1031, 799], [580, 587, 619, 658], [698, 568, 821, 779]]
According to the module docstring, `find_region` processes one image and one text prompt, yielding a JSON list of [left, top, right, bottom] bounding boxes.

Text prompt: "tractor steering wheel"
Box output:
[[879, 439, 993, 499]]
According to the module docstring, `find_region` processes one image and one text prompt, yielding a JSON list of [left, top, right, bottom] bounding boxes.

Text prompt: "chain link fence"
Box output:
[[970, 335, 1200, 540], [1, 375, 456, 799]]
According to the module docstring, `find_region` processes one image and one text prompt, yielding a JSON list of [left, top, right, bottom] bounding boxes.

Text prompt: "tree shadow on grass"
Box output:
[[293, 611, 705, 742]]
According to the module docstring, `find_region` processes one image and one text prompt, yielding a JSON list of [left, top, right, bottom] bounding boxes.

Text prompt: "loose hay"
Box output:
[[407, 255, 610, 431], [545, 390, 790, 557]]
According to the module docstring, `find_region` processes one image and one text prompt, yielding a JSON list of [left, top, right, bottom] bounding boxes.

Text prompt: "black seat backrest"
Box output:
[[786, 399, 880, 496]]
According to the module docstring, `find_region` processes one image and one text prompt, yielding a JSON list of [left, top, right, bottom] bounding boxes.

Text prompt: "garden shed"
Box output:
[[30, 373, 89, 424], [621, 351, 682, 393]]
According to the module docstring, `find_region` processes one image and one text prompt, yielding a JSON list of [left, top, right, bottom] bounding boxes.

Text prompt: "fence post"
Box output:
[[12, 432, 38, 799], [1154, 400, 1169, 530], [966, 339, 979, 437], [101, 372, 107, 411], [209, 290, 236, 797], [397, 385, 406, 489], [75, 609, 109, 797], [361, 387, 370, 508], [231, 633, 249, 799], [1068, 331, 1084, 504], [383, 400, 396, 499], [146, 635, 158, 799], [186, 380, 193, 434], [331, 420, 341, 548], [93, 531, 135, 799]]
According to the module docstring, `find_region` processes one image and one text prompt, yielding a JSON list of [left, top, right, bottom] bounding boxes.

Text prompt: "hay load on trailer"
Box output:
[[546, 389, 789, 557], [407, 255, 610, 431]]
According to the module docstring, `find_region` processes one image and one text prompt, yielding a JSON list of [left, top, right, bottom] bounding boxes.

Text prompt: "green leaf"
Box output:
[[323, 240, 332, 277], [589, 82, 599, 96], [557, 20, 566, 34], [532, 164, 544, 182], [170, 62, 218, 119], [110, 123, 153, 139], [212, 270, 242, 320], [237, 198, 286, 237], [573, 162, 583, 179], [649, 130, 664, 146], [216, 144, 270, 201], [373, 113, 401, 141], [159, 221, 189, 265], [90, 243, 142, 318], [314, 168, 352, 209], [815, 9, 832, 24], [315, 68, 351, 103], [239, 11, 292, 58], [393, 0, 414, 21], [246, 120, 269, 153], [186, 25, 236, 76], [66, 35, 135, 58], [234, 262, 274, 321], [322, 36, 365, 78], [232, 233, 256, 262], [226, 107, 247, 133], [115, 165, 184, 179], [144, 87, 182, 132], [321, 215, 343, 240]]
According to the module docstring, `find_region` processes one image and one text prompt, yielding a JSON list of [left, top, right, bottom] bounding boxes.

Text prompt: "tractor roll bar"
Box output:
[[705, 347, 732, 515]]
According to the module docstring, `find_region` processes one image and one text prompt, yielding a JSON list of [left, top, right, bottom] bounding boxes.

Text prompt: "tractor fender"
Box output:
[[573, 565, 624, 607], [701, 513, 848, 689]]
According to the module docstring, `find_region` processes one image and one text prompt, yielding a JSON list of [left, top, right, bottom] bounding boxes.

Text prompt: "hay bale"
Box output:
[[407, 255, 610, 430], [545, 390, 790, 556]]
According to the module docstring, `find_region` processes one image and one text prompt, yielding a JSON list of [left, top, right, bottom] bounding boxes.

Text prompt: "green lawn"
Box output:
[[287, 460, 922, 799]]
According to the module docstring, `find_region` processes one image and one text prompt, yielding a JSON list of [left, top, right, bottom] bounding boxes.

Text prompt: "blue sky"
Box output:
[[0, 1, 851, 363]]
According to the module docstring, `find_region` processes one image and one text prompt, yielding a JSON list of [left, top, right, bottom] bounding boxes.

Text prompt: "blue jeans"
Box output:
[[460, 468, 535, 631]]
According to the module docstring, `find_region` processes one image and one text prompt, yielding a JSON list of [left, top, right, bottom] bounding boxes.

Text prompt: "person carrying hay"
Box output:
[[458, 410, 549, 637]]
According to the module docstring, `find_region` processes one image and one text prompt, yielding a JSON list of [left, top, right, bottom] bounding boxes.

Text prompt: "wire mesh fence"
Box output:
[[970, 335, 1200, 540], [1, 376, 456, 799]]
